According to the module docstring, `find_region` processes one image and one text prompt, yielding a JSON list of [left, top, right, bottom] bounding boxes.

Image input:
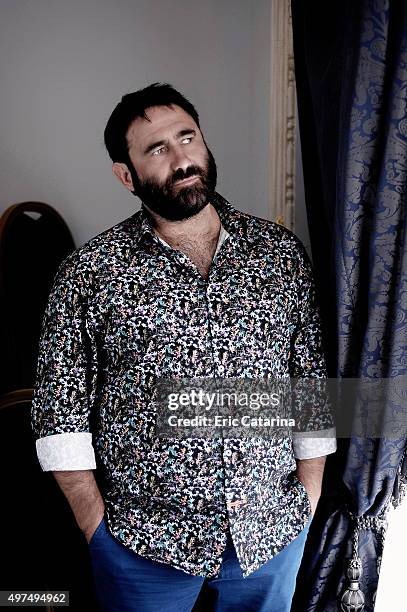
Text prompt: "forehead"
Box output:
[[126, 104, 198, 152]]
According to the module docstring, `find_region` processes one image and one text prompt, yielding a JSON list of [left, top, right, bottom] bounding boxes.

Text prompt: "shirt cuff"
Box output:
[[35, 432, 97, 471], [292, 427, 337, 459]]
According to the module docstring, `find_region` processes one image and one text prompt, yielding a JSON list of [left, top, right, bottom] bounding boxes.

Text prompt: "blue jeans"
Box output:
[[88, 516, 311, 612]]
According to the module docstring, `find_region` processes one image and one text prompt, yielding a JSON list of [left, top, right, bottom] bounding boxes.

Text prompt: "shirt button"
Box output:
[[218, 365, 225, 374], [228, 497, 248, 510]]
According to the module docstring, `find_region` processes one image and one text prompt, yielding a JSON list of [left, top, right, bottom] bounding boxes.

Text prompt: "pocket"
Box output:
[[88, 515, 106, 547]]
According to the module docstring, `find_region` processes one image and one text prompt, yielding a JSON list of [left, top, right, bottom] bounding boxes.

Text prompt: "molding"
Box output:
[[269, 0, 296, 230]]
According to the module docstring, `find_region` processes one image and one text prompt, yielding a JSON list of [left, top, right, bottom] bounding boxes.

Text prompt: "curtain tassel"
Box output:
[[340, 526, 365, 612], [340, 510, 388, 612]]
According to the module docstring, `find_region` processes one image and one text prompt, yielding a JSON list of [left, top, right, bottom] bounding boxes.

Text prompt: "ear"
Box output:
[[112, 162, 135, 192]]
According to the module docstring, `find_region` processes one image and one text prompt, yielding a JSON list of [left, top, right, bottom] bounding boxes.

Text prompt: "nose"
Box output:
[[169, 145, 192, 175]]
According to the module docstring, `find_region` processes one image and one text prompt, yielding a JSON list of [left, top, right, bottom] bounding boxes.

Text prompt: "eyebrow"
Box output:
[[143, 129, 196, 155]]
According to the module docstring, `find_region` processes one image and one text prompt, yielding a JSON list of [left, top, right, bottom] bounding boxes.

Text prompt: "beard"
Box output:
[[129, 146, 217, 221]]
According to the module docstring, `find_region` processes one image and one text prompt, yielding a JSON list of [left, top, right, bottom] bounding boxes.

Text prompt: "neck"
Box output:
[[143, 202, 221, 245]]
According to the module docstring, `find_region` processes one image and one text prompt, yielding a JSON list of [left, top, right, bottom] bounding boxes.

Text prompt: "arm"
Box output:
[[53, 470, 105, 543], [31, 252, 102, 542], [295, 455, 326, 515], [288, 237, 335, 514]]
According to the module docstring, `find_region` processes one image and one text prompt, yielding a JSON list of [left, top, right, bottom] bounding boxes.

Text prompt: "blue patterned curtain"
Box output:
[[291, 1, 407, 610]]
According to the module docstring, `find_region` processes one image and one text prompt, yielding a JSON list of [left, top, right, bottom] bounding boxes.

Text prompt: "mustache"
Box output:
[[170, 165, 204, 185]]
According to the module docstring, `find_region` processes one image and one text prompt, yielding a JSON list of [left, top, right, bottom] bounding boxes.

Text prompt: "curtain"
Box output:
[[291, 1, 407, 610]]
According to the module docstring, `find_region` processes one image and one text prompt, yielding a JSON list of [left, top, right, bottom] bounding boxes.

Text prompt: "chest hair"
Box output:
[[171, 235, 219, 280]]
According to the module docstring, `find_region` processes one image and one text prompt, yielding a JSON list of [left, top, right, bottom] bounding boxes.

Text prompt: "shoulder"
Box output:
[[51, 211, 141, 292], [238, 208, 313, 272]]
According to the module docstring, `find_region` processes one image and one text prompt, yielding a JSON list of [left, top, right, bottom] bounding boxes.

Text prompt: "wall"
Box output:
[[0, 0, 271, 247]]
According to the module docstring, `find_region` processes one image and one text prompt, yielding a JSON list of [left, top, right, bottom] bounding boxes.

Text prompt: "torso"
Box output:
[[155, 230, 220, 280]]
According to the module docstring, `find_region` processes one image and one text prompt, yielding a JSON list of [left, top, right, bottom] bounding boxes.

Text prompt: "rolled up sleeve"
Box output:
[[289, 238, 337, 460], [31, 252, 98, 471]]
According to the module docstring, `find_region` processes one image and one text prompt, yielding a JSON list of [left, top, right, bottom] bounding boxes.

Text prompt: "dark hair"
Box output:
[[104, 82, 200, 164]]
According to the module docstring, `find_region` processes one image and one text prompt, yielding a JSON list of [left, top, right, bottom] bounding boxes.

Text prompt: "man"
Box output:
[[31, 83, 336, 612]]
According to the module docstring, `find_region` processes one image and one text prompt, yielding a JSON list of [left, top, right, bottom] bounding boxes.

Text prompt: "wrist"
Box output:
[[77, 504, 105, 534]]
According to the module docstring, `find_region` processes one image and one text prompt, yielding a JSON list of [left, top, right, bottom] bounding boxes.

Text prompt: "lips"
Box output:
[[174, 175, 200, 186]]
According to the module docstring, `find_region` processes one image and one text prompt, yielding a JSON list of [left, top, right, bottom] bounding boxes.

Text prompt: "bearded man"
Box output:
[[31, 83, 336, 612]]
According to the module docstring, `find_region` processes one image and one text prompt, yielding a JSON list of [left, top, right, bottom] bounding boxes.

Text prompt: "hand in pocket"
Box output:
[[86, 514, 105, 545]]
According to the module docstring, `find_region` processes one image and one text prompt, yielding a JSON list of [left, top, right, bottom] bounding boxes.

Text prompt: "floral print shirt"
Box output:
[[31, 193, 335, 578]]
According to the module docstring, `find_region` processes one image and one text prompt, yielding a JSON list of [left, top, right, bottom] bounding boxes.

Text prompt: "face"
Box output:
[[113, 105, 217, 221]]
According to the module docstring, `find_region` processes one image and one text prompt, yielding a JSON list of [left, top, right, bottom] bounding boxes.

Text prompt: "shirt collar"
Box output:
[[129, 192, 259, 252]]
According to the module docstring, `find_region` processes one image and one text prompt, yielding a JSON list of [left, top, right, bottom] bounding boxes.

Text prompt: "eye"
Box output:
[[181, 136, 193, 144], [152, 146, 166, 156]]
